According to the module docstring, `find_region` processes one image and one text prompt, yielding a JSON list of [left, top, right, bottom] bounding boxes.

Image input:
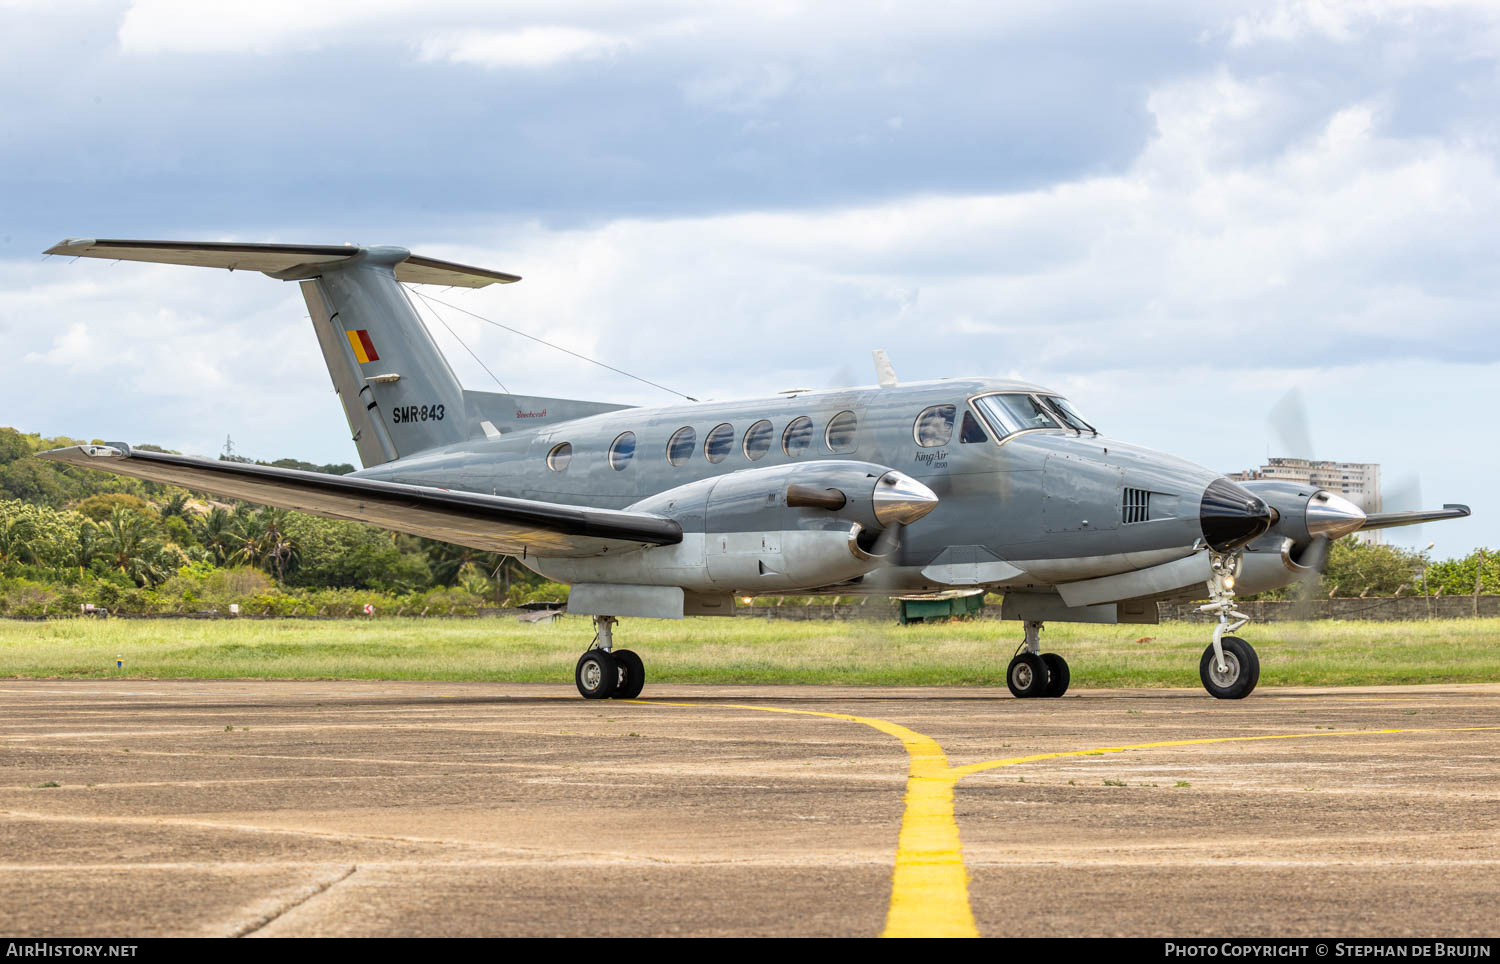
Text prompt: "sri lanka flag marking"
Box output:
[[345, 329, 380, 363]]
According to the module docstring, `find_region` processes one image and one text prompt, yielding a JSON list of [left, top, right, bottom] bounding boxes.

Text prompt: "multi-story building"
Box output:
[[1227, 458, 1383, 544]]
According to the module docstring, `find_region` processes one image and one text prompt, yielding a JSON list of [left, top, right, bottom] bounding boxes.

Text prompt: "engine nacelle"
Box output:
[[1239, 479, 1368, 547], [528, 461, 937, 594]]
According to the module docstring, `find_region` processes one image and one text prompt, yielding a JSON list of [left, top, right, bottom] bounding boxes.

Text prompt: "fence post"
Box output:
[[1475, 550, 1487, 618]]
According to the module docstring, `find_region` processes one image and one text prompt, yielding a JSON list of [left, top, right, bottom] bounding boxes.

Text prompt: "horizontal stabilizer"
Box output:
[[37, 444, 678, 558], [1358, 504, 1471, 532], [43, 238, 520, 288]]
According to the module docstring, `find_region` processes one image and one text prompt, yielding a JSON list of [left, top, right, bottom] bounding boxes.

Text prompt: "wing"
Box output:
[[37, 444, 679, 558]]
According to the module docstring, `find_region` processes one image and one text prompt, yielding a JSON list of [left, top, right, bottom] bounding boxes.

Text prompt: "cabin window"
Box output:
[[704, 423, 734, 464], [546, 442, 573, 471], [959, 411, 988, 444], [914, 405, 956, 447], [782, 416, 814, 456], [666, 426, 697, 466], [825, 410, 857, 453], [743, 419, 773, 461], [609, 431, 636, 470]]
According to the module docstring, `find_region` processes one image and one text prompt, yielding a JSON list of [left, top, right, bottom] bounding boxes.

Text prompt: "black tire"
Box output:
[[1199, 636, 1259, 699], [612, 649, 645, 700], [1006, 652, 1050, 699], [575, 650, 619, 700], [1041, 653, 1070, 698]]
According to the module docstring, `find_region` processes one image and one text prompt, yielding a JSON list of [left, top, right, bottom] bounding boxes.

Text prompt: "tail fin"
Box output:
[[297, 248, 476, 466], [45, 238, 625, 468]]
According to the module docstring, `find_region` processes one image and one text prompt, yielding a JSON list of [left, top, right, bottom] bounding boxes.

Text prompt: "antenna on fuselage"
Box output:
[[873, 349, 898, 388]]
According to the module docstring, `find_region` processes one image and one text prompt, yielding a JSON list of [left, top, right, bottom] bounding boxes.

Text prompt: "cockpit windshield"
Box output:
[[972, 393, 1061, 436], [1040, 395, 1096, 434]]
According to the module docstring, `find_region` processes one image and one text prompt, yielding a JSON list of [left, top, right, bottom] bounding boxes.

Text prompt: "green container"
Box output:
[[898, 592, 985, 625]]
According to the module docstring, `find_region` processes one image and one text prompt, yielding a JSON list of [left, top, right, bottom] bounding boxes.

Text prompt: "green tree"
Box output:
[[199, 507, 236, 566], [1319, 538, 1427, 597], [0, 515, 40, 573], [99, 507, 169, 586], [159, 493, 191, 520], [1426, 549, 1498, 596]]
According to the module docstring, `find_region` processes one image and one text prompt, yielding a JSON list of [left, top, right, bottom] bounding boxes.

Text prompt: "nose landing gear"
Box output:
[[575, 615, 647, 700], [1196, 551, 1260, 699], [1007, 620, 1071, 698]]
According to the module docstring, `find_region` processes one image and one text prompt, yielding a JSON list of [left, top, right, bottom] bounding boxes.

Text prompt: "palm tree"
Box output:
[[71, 521, 99, 576], [258, 508, 300, 583], [229, 511, 268, 569], [199, 507, 235, 566], [0, 516, 40, 574], [100, 507, 169, 586], [159, 493, 191, 520], [427, 541, 501, 586]]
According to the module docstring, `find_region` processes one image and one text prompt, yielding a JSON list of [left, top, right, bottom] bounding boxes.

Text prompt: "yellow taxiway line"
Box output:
[[633, 700, 1500, 939]]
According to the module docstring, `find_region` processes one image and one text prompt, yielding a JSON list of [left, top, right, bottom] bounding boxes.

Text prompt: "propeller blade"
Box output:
[[1268, 387, 1315, 460], [1290, 535, 1330, 618], [1379, 473, 1425, 542], [869, 523, 903, 558]]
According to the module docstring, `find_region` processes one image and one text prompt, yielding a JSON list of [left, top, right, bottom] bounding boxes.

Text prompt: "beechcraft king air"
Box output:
[[37, 238, 1473, 700]]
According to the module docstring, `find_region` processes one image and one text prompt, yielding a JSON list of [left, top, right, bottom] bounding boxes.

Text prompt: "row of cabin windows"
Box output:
[[545, 411, 861, 472], [542, 395, 1089, 472]]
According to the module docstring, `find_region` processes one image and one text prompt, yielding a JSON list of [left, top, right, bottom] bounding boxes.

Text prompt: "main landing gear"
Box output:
[[1196, 551, 1260, 699], [574, 615, 647, 700], [1007, 620, 1070, 699]]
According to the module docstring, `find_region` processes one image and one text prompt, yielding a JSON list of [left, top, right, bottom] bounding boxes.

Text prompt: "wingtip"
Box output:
[[36, 442, 129, 461], [42, 238, 96, 256]]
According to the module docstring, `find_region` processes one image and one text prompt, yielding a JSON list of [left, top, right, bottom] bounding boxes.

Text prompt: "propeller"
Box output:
[[1267, 387, 1316, 461], [1379, 473, 1425, 544], [1265, 388, 1339, 606]]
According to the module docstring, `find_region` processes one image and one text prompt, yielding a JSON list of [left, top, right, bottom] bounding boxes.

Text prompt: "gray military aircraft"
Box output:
[[37, 238, 1472, 700]]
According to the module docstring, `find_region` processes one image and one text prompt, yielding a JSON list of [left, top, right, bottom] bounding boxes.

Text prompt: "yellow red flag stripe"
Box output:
[[345, 329, 379, 364]]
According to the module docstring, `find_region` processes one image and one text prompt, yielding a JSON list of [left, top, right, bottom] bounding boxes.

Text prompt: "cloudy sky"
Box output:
[[2, 0, 1496, 555]]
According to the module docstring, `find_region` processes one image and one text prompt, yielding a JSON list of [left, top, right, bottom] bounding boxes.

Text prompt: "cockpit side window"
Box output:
[[914, 405, 956, 447], [959, 411, 988, 444], [1041, 395, 1096, 434]]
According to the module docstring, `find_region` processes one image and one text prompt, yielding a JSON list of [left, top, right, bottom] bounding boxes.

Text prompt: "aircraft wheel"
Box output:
[[612, 649, 645, 700], [1006, 652, 1050, 699], [576, 650, 619, 700], [1041, 653, 1070, 697], [1199, 636, 1260, 700]]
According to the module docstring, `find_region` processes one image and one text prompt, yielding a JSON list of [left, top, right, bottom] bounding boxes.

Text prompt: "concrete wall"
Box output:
[[741, 595, 1500, 623]]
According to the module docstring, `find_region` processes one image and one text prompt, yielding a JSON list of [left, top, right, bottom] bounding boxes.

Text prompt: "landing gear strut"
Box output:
[[574, 615, 647, 700], [1007, 620, 1070, 699], [1196, 551, 1260, 699]]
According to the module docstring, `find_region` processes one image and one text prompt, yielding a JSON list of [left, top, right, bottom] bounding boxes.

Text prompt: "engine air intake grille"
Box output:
[[1123, 488, 1150, 524]]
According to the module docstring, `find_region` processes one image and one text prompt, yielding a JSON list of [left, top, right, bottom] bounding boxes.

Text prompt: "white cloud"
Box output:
[[419, 26, 630, 69]]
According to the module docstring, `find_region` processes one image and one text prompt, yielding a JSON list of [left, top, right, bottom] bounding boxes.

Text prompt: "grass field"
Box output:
[[0, 615, 1497, 688]]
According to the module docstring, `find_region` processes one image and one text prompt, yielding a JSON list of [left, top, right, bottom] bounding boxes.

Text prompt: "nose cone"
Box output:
[[1305, 490, 1367, 540], [1200, 478, 1274, 551], [873, 471, 939, 526]]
